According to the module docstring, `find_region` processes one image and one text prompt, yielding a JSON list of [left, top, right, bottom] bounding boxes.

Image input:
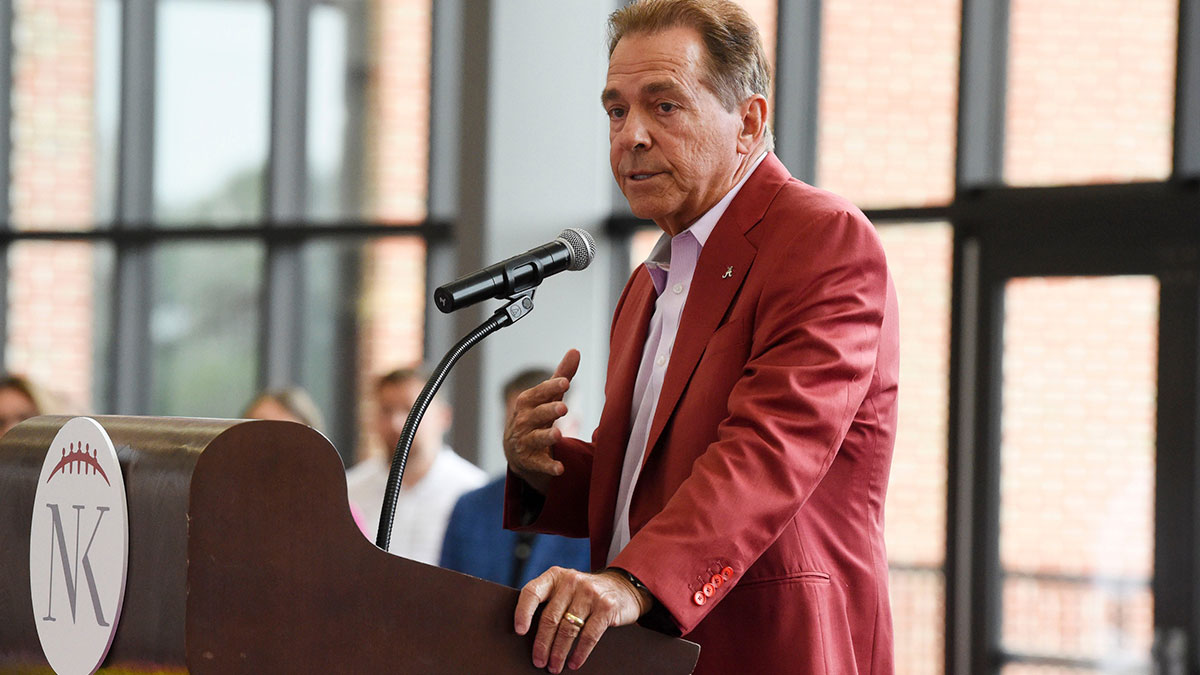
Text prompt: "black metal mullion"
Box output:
[[948, 2, 1010, 671], [262, 0, 310, 390], [1153, 271, 1200, 672], [0, 221, 448, 244], [947, 227, 1009, 675], [1175, 0, 1200, 179], [110, 0, 156, 415], [773, 0, 821, 184], [955, 0, 1009, 189]]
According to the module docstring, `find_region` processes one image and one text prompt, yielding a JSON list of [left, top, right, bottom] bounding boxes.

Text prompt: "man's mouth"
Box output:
[[629, 172, 660, 181]]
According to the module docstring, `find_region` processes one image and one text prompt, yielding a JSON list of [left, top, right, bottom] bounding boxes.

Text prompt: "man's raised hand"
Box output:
[[503, 349, 581, 494]]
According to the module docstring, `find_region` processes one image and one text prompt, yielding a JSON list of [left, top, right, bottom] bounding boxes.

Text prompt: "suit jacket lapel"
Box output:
[[641, 153, 792, 463], [591, 268, 657, 552]]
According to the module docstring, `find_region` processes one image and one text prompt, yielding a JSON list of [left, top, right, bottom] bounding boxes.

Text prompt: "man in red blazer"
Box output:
[[503, 1, 898, 673]]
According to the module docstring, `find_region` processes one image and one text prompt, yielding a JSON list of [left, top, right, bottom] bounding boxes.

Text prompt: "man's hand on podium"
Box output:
[[514, 566, 653, 673]]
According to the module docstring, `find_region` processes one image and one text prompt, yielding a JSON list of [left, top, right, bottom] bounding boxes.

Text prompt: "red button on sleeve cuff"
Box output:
[[693, 591, 707, 606], [721, 566, 734, 580]]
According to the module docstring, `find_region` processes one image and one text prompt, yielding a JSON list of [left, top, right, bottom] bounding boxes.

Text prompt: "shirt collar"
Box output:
[[686, 151, 767, 247], [641, 152, 767, 284], [642, 151, 767, 292]]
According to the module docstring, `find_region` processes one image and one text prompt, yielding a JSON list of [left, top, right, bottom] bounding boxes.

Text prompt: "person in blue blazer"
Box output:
[[440, 369, 590, 587]]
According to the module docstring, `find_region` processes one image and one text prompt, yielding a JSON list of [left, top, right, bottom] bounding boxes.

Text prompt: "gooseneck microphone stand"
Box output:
[[374, 290, 536, 552]]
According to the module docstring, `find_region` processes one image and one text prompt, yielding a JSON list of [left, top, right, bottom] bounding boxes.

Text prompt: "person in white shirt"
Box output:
[[346, 368, 486, 564]]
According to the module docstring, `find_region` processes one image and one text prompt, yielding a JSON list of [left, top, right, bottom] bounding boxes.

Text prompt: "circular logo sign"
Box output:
[[29, 417, 129, 675]]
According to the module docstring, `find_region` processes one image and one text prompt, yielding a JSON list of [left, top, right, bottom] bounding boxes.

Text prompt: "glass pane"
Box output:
[[366, 0, 431, 221], [4, 242, 114, 414], [95, 0, 121, 225], [154, 0, 270, 224], [1005, 0, 1176, 186], [999, 276, 1157, 672], [9, 0, 109, 230], [817, 0, 960, 207], [879, 222, 952, 675], [307, 4, 349, 221], [299, 239, 358, 461], [150, 242, 263, 417]]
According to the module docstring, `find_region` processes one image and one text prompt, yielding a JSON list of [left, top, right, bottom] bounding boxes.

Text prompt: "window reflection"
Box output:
[[307, 4, 350, 221], [150, 242, 262, 416], [154, 0, 271, 224], [999, 276, 1157, 671]]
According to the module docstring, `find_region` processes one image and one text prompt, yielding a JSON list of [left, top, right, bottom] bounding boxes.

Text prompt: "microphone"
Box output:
[[434, 228, 597, 313]]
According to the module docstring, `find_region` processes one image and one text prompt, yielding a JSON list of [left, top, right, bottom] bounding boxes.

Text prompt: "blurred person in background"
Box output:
[[440, 368, 590, 587], [0, 374, 47, 437], [346, 367, 486, 564], [242, 386, 327, 430], [243, 385, 369, 537]]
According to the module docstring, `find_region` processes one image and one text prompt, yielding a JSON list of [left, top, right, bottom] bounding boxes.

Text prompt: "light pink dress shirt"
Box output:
[[607, 153, 767, 563]]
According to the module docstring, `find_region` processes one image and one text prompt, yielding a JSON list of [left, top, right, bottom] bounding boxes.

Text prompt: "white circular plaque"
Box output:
[[29, 417, 129, 675]]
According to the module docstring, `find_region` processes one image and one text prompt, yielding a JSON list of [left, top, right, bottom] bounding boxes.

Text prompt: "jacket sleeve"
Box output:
[[502, 437, 594, 539], [502, 265, 654, 542], [611, 208, 890, 634]]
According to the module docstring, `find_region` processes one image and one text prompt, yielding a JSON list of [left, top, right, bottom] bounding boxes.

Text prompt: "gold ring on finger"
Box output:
[[562, 611, 586, 629]]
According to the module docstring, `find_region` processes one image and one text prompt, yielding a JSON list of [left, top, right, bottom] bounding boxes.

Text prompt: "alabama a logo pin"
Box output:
[[29, 417, 129, 675]]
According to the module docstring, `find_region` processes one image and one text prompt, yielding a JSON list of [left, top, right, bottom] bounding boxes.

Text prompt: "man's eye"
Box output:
[[657, 102, 676, 113], [608, 108, 626, 120]]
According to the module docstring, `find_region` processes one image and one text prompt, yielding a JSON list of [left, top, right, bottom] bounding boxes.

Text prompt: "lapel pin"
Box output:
[[722, 266, 733, 279]]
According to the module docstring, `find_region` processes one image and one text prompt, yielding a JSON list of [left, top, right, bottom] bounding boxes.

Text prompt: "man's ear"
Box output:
[[736, 94, 768, 154]]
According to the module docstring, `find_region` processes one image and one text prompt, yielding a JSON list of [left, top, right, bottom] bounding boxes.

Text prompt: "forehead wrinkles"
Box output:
[[605, 37, 722, 105], [605, 59, 712, 104]]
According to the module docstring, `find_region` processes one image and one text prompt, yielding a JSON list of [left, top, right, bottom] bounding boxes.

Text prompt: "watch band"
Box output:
[[604, 566, 652, 602]]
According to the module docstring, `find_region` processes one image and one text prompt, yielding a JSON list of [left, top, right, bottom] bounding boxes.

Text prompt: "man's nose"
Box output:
[[615, 110, 652, 151]]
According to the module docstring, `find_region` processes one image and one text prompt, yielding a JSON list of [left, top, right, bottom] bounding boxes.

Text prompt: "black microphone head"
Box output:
[[556, 228, 597, 271]]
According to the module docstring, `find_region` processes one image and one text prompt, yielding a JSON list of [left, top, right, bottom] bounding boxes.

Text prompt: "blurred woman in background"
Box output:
[[0, 374, 46, 437]]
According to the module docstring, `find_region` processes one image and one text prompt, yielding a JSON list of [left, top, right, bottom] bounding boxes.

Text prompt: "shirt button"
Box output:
[[672, 283, 684, 294], [655, 354, 666, 367]]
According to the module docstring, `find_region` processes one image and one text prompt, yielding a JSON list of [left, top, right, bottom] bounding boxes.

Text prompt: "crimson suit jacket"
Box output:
[[506, 153, 899, 675]]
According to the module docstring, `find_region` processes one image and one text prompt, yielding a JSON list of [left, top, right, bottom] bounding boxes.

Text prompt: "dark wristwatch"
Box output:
[[604, 567, 680, 636], [604, 566, 653, 604]]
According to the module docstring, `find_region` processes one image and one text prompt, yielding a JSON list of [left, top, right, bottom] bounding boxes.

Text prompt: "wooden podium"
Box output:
[[0, 416, 699, 673]]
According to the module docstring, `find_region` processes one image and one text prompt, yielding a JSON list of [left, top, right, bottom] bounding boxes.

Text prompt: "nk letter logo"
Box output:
[[29, 417, 129, 675]]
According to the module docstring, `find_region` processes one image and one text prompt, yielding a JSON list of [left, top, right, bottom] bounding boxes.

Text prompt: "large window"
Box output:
[[999, 276, 1157, 672], [614, 1, 1199, 673], [2, 0, 435, 464]]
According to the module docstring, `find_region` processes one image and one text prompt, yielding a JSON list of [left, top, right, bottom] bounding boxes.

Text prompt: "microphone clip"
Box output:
[[494, 289, 536, 327]]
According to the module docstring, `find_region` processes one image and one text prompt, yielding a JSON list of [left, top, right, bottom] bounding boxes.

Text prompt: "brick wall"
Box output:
[[878, 223, 952, 674], [355, 0, 431, 461], [6, 0, 96, 413], [999, 277, 1157, 663], [817, 0, 960, 208], [1006, 0, 1176, 185]]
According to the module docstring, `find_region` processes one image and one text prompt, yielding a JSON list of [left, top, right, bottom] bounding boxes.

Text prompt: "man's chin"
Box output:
[[624, 199, 669, 223]]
